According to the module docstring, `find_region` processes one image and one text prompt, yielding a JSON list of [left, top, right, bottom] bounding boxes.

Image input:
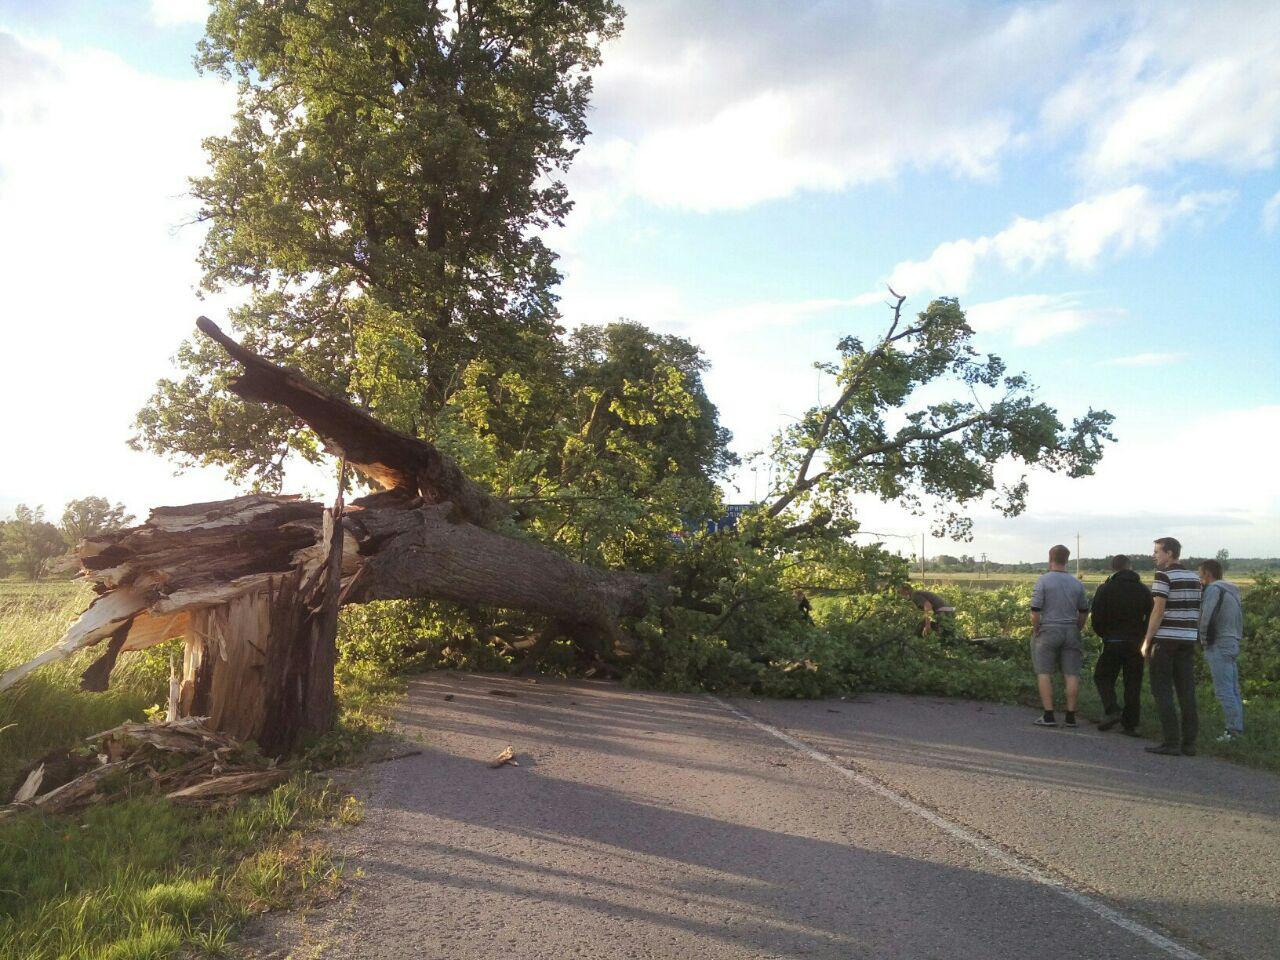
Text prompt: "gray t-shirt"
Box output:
[[1031, 570, 1088, 625]]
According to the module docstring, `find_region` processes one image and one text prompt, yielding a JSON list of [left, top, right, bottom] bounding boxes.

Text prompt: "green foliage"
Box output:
[[1241, 573, 1280, 699], [134, 0, 624, 486], [59, 496, 134, 548], [766, 297, 1115, 539], [0, 505, 66, 580]]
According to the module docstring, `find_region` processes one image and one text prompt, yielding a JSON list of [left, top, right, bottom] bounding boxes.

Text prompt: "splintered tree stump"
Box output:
[[183, 505, 344, 756], [183, 572, 333, 755]]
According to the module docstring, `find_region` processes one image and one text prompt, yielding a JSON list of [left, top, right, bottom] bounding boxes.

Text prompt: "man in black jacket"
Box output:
[[1090, 554, 1154, 734]]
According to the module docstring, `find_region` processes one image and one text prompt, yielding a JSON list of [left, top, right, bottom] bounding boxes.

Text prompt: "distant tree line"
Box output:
[[0, 497, 134, 579], [924, 548, 1278, 575]]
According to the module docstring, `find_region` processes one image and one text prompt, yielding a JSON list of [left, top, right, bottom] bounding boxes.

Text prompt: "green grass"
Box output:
[[0, 773, 349, 960], [0, 579, 391, 960], [0, 580, 174, 792]]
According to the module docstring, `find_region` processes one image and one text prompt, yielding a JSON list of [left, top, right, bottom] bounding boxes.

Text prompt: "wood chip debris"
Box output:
[[3, 717, 286, 817], [166, 770, 288, 803], [488, 689, 519, 698], [12, 764, 44, 804], [488, 746, 518, 768]]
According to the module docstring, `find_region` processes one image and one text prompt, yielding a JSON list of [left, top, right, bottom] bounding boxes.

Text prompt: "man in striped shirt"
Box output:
[[1140, 536, 1201, 755]]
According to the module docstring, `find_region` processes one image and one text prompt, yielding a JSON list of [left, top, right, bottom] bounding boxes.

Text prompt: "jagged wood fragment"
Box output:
[[13, 764, 44, 804], [165, 769, 288, 803]]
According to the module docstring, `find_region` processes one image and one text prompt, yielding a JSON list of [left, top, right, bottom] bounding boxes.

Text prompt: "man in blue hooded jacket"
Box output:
[[1198, 559, 1245, 741]]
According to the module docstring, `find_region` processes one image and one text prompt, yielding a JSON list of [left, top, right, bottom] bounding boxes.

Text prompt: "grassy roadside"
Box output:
[[0, 579, 399, 960], [819, 588, 1280, 775], [1032, 671, 1279, 771]]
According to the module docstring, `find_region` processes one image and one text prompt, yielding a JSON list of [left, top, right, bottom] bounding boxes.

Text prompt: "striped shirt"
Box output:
[[1151, 564, 1201, 642]]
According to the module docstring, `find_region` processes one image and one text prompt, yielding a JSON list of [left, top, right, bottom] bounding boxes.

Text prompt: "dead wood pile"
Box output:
[[3, 717, 286, 818]]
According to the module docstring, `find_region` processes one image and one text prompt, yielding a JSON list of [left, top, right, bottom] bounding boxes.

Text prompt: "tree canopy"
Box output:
[[125, 0, 1118, 688], [765, 293, 1114, 541], [1, 505, 65, 580], [135, 0, 624, 486], [60, 496, 134, 547]]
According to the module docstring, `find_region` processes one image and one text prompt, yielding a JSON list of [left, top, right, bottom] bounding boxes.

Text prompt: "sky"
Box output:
[[0, 0, 1277, 562]]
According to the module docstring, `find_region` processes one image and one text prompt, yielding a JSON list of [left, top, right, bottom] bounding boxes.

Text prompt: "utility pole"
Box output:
[[920, 533, 926, 582], [1076, 532, 1081, 578], [981, 552, 988, 580]]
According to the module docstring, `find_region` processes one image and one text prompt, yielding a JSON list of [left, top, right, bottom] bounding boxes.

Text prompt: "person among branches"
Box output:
[[793, 589, 814, 624], [1029, 544, 1089, 728], [1089, 554, 1152, 736], [897, 583, 956, 641]]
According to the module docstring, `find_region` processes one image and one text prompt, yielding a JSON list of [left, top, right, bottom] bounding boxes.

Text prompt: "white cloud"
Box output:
[[883, 186, 1233, 296], [0, 30, 249, 518], [849, 405, 1280, 559], [1099, 352, 1188, 368], [149, 0, 209, 26], [1044, 2, 1280, 182], [560, 1, 1280, 224], [966, 294, 1118, 346], [996, 405, 1280, 550], [1263, 190, 1280, 233], [570, 0, 1103, 213]]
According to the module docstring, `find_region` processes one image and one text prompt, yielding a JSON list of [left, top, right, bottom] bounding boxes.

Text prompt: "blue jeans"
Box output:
[[1203, 639, 1245, 734]]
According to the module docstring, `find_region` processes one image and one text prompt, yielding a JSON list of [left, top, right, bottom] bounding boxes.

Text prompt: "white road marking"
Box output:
[[707, 695, 1208, 960]]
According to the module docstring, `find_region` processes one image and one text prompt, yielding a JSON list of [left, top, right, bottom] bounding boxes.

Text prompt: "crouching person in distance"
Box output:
[[897, 583, 957, 643], [1198, 559, 1245, 742], [1090, 554, 1152, 736], [1030, 544, 1090, 728]]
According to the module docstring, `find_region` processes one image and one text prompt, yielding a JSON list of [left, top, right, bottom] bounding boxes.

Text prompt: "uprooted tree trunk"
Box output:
[[0, 319, 667, 755]]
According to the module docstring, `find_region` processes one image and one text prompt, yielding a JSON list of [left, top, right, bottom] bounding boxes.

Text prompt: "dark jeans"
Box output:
[[1094, 638, 1143, 730], [1149, 641, 1199, 748]]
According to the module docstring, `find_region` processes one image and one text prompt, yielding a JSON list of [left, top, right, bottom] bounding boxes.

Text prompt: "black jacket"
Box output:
[[1089, 569, 1153, 642]]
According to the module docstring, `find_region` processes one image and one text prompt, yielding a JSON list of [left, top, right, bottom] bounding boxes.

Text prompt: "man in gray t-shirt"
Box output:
[[1029, 544, 1089, 728]]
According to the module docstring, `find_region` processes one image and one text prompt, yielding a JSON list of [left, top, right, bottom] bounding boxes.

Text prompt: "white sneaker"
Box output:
[[1215, 731, 1239, 743]]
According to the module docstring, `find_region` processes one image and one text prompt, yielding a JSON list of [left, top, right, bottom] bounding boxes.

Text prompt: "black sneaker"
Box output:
[[1145, 744, 1181, 756], [1033, 715, 1057, 727], [1097, 712, 1122, 732], [1064, 712, 1078, 728], [1120, 728, 1141, 737], [1181, 744, 1197, 756]]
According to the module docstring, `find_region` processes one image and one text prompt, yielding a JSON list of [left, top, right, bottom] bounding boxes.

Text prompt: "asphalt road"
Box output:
[[240, 675, 1280, 959]]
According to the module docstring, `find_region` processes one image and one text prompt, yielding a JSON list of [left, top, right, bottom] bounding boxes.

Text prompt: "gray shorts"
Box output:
[[1032, 624, 1083, 676]]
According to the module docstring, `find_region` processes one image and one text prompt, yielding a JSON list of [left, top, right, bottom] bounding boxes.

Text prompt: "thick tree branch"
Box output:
[[197, 317, 508, 527], [768, 288, 910, 518]]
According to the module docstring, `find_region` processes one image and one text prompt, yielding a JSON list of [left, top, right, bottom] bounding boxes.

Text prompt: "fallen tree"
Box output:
[[1, 319, 666, 754], [4, 292, 1117, 752]]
